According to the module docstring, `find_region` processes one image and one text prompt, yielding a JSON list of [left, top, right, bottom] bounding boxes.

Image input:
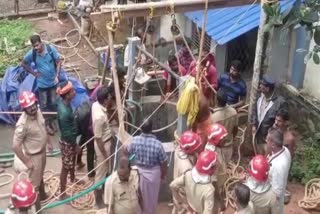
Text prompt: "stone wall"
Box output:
[[279, 84, 320, 136]]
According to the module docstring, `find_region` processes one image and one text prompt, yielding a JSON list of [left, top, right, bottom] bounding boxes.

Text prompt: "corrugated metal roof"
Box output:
[[185, 0, 296, 45]]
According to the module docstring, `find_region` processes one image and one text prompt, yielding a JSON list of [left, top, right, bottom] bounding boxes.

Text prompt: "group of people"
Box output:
[[8, 28, 299, 214]]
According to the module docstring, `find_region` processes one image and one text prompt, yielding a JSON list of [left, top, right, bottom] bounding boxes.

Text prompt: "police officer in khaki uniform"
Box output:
[[244, 155, 279, 214], [211, 90, 238, 162], [234, 183, 255, 214], [12, 91, 53, 212], [172, 130, 203, 214], [205, 123, 228, 212], [170, 150, 218, 214], [104, 156, 142, 214]]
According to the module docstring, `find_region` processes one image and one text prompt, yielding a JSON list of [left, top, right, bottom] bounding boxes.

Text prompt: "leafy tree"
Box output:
[[263, 0, 320, 64]]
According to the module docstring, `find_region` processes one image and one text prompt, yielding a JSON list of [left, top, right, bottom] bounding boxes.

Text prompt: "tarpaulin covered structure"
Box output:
[[0, 66, 89, 125]]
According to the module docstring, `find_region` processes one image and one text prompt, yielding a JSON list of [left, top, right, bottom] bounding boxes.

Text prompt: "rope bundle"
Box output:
[[298, 178, 320, 210], [41, 170, 95, 210]]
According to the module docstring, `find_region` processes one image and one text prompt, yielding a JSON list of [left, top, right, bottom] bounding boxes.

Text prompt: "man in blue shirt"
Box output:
[[21, 35, 62, 134], [217, 60, 247, 109]]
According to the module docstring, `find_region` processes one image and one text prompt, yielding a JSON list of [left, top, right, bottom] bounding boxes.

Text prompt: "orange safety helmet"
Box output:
[[248, 155, 270, 182], [19, 91, 36, 109], [207, 123, 228, 146], [195, 150, 218, 175], [179, 130, 202, 155], [11, 179, 37, 208]]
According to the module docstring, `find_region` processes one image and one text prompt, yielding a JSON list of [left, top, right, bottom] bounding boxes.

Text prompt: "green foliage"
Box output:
[[290, 133, 320, 184], [263, 1, 320, 64], [0, 19, 33, 77]]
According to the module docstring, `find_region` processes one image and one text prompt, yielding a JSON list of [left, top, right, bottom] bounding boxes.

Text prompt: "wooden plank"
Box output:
[[90, 0, 258, 29]]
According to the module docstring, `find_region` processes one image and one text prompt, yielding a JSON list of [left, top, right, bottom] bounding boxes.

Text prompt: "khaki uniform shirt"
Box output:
[[234, 202, 255, 214], [92, 101, 112, 142], [170, 170, 215, 214], [211, 106, 238, 147], [250, 189, 278, 214], [104, 170, 140, 214], [173, 147, 193, 179], [13, 111, 47, 155]]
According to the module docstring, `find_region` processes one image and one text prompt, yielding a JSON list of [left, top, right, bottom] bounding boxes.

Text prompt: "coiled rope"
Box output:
[[298, 178, 320, 210]]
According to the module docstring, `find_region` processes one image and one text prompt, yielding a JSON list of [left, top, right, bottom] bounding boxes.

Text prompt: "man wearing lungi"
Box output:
[[127, 119, 168, 214], [56, 81, 80, 200], [12, 91, 53, 212]]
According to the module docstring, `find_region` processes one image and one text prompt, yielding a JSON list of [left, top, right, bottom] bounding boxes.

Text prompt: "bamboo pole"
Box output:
[[107, 27, 131, 145], [196, 0, 209, 83]]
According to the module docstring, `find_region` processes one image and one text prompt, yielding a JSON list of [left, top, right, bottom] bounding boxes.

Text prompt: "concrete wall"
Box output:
[[303, 38, 320, 100], [268, 27, 292, 83], [279, 84, 320, 136], [215, 44, 227, 74]]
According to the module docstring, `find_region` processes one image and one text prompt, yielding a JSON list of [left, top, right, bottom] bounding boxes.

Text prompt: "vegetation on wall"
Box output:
[[263, 0, 320, 64], [0, 19, 33, 77], [290, 133, 320, 184]]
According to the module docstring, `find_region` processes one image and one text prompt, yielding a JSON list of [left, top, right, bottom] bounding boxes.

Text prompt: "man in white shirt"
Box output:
[[266, 127, 291, 214], [124, 28, 151, 68]]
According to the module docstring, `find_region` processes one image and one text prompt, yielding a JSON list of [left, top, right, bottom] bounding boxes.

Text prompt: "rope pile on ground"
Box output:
[[298, 178, 320, 210], [223, 127, 247, 209], [41, 170, 95, 210]]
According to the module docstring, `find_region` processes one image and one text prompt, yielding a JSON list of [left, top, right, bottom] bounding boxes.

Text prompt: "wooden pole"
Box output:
[[90, 0, 259, 29], [248, 1, 269, 155], [195, 0, 209, 83], [107, 28, 129, 144], [101, 47, 110, 85]]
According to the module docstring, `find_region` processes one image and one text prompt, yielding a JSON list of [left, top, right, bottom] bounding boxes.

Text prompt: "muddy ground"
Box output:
[[0, 16, 318, 214]]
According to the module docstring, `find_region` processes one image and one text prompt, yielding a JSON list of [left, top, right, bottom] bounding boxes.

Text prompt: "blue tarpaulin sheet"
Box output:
[[0, 66, 89, 125]]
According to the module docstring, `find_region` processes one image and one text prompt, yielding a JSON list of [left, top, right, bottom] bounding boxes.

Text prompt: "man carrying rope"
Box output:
[[92, 86, 114, 207], [211, 90, 238, 162], [12, 91, 53, 213], [104, 155, 143, 214], [127, 119, 167, 214], [172, 130, 203, 214], [21, 35, 63, 135], [170, 150, 218, 214], [56, 81, 82, 200]]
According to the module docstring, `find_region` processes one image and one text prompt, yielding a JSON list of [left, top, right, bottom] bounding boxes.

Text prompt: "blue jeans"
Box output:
[[38, 86, 57, 127]]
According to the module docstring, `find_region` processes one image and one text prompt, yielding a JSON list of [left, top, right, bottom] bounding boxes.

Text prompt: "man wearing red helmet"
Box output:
[[172, 130, 203, 214], [8, 179, 38, 214], [170, 150, 218, 214], [12, 91, 53, 212], [244, 155, 279, 213], [205, 123, 228, 212]]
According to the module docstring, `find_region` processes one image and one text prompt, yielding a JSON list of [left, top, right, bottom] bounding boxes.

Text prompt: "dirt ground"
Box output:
[[0, 15, 319, 214], [0, 152, 316, 214]]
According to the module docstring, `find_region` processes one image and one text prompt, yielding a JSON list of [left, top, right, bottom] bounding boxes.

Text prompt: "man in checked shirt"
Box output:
[[127, 119, 168, 214]]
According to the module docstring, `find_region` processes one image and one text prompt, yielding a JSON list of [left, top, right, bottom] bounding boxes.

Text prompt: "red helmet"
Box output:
[[11, 179, 37, 208], [179, 131, 202, 154], [248, 155, 270, 182], [207, 123, 228, 146], [195, 150, 218, 175], [19, 91, 36, 109]]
